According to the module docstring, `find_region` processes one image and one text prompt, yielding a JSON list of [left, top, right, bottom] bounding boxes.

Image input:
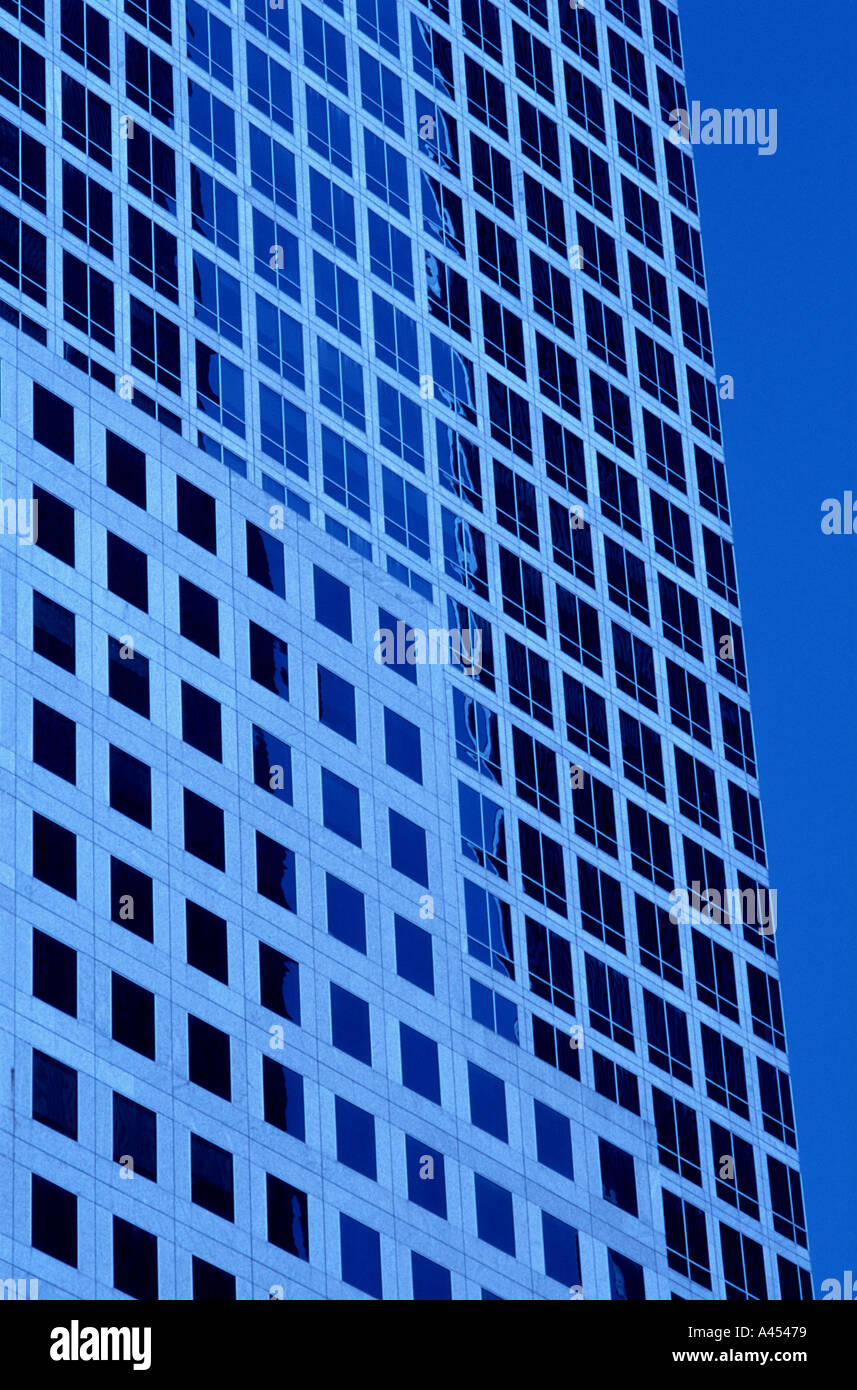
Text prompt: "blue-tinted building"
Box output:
[[0, 0, 811, 1300]]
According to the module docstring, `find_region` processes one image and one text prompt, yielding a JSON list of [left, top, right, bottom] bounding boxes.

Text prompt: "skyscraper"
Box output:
[[0, 0, 811, 1300]]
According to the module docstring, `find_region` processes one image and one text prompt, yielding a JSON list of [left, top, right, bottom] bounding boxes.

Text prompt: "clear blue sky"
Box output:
[[679, 0, 857, 1295]]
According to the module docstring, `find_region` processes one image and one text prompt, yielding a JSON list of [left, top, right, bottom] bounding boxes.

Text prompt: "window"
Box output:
[[651, 491, 694, 573], [184, 788, 225, 870], [514, 727, 559, 820], [171, 477, 213, 556], [590, 371, 634, 456], [321, 768, 361, 846], [188, 78, 235, 170], [524, 174, 565, 255], [361, 49, 404, 134], [256, 830, 296, 910], [612, 622, 657, 711], [331, 982, 372, 1064], [109, 745, 152, 829], [474, 1174, 515, 1256], [542, 1212, 581, 1287], [701, 1023, 749, 1118], [637, 330, 679, 411], [412, 13, 454, 95], [422, 172, 463, 256], [702, 526, 738, 606], [636, 894, 682, 986], [499, 549, 545, 636], [252, 724, 291, 801], [396, 916, 434, 993], [556, 585, 602, 673], [729, 782, 766, 866], [584, 291, 626, 372], [758, 1058, 796, 1147], [192, 164, 239, 257], [534, 1100, 573, 1180], [564, 676, 610, 767], [196, 340, 245, 435], [186, 900, 228, 984], [130, 297, 181, 393], [33, 591, 75, 673], [659, 575, 702, 661], [126, 35, 173, 126], [578, 858, 625, 952], [593, 1051, 639, 1112], [113, 1092, 157, 1182], [32, 1049, 77, 1140], [511, 22, 551, 101], [188, 1016, 231, 1101], [608, 27, 646, 103], [465, 53, 507, 136], [412, 1253, 451, 1300], [526, 917, 573, 1013], [400, 1022, 441, 1102], [620, 711, 665, 799], [193, 251, 241, 347], [627, 801, 672, 888], [1, 29, 45, 119], [599, 1138, 638, 1216], [459, 783, 506, 878], [692, 931, 738, 1021], [605, 538, 649, 623], [0, 114, 45, 212], [247, 41, 292, 130], [674, 748, 719, 836], [663, 1190, 710, 1287], [127, 123, 175, 211], [32, 1175, 77, 1268], [572, 772, 618, 857], [267, 1174, 309, 1260], [340, 1214, 380, 1297], [128, 207, 177, 301], [259, 942, 300, 1021], [249, 127, 296, 214], [62, 160, 112, 260], [32, 486, 74, 569], [178, 577, 218, 656], [335, 1096, 376, 1179], [471, 978, 518, 1044], [468, 1062, 507, 1141], [570, 135, 612, 217], [518, 820, 566, 915], [653, 1087, 701, 1183], [711, 1120, 758, 1217], [506, 634, 552, 726], [720, 1224, 767, 1301], [110, 857, 153, 942], [112, 972, 155, 1059], [532, 1013, 579, 1079], [63, 251, 113, 347], [747, 963, 785, 1050], [190, 1133, 234, 1224], [518, 97, 560, 180], [262, 1056, 305, 1139], [768, 1156, 807, 1247], [644, 991, 691, 1084], [186, 2, 232, 86], [303, 5, 348, 91], [357, 0, 398, 53], [666, 659, 710, 746]]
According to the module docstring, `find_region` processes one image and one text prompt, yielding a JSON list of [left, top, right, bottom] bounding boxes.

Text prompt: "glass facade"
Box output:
[[0, 0, 811, 1300]]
